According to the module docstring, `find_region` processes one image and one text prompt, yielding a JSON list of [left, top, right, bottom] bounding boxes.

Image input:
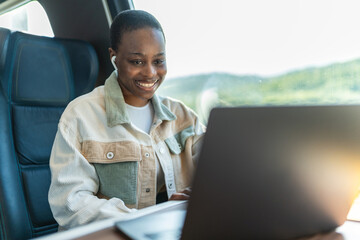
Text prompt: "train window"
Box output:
[[135, 1, 360, 219], [0, 1, 53, 37], [134, 0, 360, 124]]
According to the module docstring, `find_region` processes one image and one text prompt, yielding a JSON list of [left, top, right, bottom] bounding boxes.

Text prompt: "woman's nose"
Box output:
[[142, 63, 156, 78]]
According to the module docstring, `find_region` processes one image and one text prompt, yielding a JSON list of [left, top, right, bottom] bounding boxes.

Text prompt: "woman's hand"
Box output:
[[169, 188, 192, 201]]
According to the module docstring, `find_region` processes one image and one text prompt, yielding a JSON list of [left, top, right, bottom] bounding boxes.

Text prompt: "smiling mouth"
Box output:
[[136, 80, 159, 89]]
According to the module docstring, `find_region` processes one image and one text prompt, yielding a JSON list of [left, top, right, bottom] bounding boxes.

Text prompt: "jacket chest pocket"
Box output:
[[164, 126, 195, 154], [93, 162, 138, 205], [82, 140, 141, 205]]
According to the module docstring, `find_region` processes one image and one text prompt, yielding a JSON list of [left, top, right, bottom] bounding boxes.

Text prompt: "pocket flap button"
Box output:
[[106, 152, 114, 159]]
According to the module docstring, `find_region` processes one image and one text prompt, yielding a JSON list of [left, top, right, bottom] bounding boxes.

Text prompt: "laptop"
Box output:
[[116, 105, 360, 240]]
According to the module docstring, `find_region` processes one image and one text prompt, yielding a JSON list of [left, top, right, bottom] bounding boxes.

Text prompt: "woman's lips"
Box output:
[[136, 80, 159, 90]]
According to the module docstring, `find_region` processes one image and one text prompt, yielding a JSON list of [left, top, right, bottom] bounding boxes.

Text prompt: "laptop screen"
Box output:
[[182, 105, 360, 239]]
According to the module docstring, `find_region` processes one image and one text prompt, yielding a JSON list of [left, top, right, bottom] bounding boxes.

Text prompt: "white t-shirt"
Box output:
[[125, 102, 154, 134], [126, 102, 165, 193]]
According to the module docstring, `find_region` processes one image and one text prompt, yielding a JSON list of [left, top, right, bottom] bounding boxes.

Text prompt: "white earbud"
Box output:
[[111, 56, 118, 70]]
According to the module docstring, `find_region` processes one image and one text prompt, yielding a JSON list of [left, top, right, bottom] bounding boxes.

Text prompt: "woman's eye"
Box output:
[[154, 59, 165, 65], [130, 60, 143, 65]]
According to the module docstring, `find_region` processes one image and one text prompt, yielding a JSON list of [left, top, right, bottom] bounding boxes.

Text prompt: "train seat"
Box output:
[[0, 28, 98, 240]]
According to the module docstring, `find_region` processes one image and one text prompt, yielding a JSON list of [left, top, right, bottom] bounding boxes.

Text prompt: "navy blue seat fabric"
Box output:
[[0, 28, 98, 240]]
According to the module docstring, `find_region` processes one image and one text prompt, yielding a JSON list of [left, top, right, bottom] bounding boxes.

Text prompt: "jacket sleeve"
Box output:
[[48, 121, 136, 230], [191, 116, 206, 164]]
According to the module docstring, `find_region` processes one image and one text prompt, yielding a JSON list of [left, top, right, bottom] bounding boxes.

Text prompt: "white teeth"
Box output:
[[139, 82, 154, 87], [137, 80, 158, 88]]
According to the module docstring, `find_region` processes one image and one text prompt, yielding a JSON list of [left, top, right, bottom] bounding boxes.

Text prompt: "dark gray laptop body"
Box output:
[[117, 105, 360, 240]]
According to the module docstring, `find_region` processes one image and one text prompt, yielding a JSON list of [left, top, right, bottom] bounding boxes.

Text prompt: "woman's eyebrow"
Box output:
[[155, 52, 166, 57], [127, 52, 165, 57], [128, 52, 144, 56]]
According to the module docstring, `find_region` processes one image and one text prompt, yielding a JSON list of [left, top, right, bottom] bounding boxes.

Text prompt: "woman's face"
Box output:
[[109, 27, 167, 107]]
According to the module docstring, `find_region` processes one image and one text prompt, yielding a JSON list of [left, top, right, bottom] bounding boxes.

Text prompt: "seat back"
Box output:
[[0, 28, 98, 240]]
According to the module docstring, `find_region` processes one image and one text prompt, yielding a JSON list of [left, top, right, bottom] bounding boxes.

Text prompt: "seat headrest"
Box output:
[[59, 38, 99, 96], [6, 31, 75, 106]]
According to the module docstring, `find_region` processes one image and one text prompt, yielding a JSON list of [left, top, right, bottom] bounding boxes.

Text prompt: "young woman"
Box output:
[[48, 10, 205, 230]]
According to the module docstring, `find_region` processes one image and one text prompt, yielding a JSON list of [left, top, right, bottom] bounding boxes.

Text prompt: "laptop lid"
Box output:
[[181, 105, 360, 240]]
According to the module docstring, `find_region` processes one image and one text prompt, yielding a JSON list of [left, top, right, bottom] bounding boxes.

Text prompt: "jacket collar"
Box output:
[[104, 72, 176, 127]]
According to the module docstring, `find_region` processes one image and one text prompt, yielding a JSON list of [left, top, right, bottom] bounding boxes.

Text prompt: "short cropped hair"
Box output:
[[110, 10, 165, 51]]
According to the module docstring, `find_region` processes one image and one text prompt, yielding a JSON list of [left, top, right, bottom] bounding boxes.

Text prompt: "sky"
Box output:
[[134, 0, 360, 78]]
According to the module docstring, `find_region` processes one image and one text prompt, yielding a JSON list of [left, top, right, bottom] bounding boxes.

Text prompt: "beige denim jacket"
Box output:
[[48, 72, 205, 230]]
